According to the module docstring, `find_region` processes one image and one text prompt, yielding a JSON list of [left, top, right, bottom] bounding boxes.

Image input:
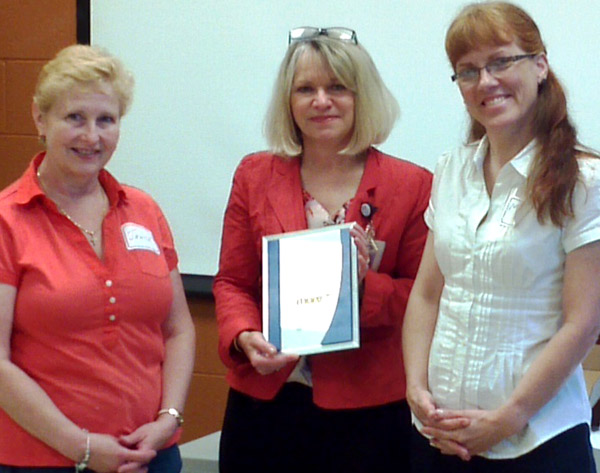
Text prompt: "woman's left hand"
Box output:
[[422, 407, 527, 460], [350, 224, 370, 282]]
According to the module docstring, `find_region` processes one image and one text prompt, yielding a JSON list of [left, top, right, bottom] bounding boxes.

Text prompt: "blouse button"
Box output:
[[105, 280, 113, 287], [109, 315, 116, 322], [109, 296, 116, 304]]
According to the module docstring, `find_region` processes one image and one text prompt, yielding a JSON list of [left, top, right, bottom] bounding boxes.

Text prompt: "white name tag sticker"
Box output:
[[501, 196, 522, 226], [121, 223, 160, 254]]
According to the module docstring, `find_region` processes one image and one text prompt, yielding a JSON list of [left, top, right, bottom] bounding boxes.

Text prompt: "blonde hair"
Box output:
[[34, 44, 134, 116], [264, 35, 399, 157]]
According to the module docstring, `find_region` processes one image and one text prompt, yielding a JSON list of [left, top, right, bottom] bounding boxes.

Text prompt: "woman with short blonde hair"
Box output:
[[265, 33, 399, 157], [215, 26, 431, 473], [0, 45, 195, 473]]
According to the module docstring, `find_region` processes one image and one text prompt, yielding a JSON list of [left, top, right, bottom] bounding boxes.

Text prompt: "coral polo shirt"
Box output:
[[0, 153, 179, 466]]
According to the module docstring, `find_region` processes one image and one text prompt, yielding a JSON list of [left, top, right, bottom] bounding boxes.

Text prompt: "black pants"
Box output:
[[411, 423, 596, 473], [219, 383, 412, 473]]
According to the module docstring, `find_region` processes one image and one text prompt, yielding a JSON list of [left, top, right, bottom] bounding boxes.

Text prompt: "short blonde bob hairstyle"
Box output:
[[33, 44, 135, 117], [264, 34, 399, 157]]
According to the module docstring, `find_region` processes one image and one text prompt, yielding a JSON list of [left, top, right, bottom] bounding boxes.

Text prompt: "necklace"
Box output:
[[37, 168, 106, 248], [58, 206, 102, 247]]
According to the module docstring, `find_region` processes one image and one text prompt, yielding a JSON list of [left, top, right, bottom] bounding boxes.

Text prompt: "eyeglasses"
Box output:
[[288, 27, 357, 45], [451, 53, 538, 85]]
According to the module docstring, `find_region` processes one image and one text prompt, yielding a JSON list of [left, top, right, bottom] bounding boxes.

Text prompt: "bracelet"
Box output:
[[157, 407, 184, 426], [74, 429, 90, 473]]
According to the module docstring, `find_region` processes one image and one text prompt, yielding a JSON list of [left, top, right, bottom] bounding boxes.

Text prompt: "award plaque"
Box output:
[[262, 223, 360, 355]]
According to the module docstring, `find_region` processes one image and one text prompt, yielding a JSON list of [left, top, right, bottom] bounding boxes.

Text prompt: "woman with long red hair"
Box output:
[[403, 2, 600, 471]]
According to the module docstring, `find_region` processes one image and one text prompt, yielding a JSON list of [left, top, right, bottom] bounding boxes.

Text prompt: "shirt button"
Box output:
[[109, 315, 116, 322], [105, 280, 113, 287], [109, 296, 116, 304]]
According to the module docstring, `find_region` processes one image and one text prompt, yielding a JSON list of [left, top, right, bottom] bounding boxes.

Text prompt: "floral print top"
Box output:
[[303, 189, 352, 229]]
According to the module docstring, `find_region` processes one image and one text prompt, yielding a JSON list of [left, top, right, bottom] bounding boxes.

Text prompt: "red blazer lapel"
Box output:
[[266, 156, 307, 233], [346, 148, 380, 225]]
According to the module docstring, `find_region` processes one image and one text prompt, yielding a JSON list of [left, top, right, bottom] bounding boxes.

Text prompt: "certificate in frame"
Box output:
[[262, 223, 360, 355]]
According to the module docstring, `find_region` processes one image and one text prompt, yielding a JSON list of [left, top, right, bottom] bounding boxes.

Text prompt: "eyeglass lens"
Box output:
[[452, 54, 537, 84]]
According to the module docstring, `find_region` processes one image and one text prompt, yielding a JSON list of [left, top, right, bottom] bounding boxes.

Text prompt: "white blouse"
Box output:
[[423, 137, 600, 458]]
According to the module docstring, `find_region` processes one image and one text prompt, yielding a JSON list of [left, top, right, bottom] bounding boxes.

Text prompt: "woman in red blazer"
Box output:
[[213, 27, 432, 473]]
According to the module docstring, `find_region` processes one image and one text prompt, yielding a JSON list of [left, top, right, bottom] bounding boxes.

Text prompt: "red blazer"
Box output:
[[213, 147, 432, 409]]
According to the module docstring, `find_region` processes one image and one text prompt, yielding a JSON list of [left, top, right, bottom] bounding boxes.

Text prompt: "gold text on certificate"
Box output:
[[296, 294, 332, 305]]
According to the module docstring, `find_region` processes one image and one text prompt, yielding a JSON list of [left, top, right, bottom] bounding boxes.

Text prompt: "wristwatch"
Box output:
[[157, 407, 184, 426]]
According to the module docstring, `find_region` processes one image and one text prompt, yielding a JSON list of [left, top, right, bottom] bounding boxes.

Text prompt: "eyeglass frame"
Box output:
[[288, 27, 358, 45], [451, 53, 539, 84]]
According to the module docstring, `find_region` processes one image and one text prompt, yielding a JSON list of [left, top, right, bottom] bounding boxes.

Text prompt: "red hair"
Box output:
[[446, 1, 580, 226]]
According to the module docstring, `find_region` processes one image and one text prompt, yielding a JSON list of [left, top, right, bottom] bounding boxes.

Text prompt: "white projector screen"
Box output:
[[90, 0, 600, 277]]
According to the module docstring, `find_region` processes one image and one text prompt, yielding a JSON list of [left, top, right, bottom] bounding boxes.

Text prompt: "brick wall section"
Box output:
[[0, 0, 75, 188], [185, 297, 229, 442], [0, 0, 227, 443]]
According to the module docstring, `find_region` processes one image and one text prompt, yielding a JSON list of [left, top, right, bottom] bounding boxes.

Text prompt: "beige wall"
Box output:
[[0, 0, 226, 443]]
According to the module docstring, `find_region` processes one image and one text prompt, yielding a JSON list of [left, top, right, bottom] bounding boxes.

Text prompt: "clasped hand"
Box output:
[[87, 414, 180, 473], [408, 386, 525, 461]]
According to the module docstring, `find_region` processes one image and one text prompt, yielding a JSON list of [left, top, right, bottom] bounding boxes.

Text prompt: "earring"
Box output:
[[39, 135, 46, 145], [537, 77, 547, 93]]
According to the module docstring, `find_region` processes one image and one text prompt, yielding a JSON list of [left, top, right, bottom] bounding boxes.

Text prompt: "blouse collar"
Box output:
[[472, 136, 538, 179]]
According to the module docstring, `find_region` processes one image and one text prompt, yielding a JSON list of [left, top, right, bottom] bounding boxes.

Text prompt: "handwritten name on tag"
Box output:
[[121, 223, 160, 254], [501, 196, 522, 227]]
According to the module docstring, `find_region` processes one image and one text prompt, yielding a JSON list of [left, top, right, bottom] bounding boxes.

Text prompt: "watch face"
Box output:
[[159, 408, 184, 426]]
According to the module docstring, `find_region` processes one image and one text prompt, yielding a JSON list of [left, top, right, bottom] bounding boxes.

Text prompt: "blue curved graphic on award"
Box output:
[[267, 239, 282, 350], [321, 228, 353, 345]]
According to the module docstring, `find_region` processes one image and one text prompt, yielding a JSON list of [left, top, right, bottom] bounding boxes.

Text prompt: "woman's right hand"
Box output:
[[85, 433, 157, 473], [236, 331, 299, 375], [407, 385, 470, 430], [407, 385, 472, 460], [406, 385, 438, 426]]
